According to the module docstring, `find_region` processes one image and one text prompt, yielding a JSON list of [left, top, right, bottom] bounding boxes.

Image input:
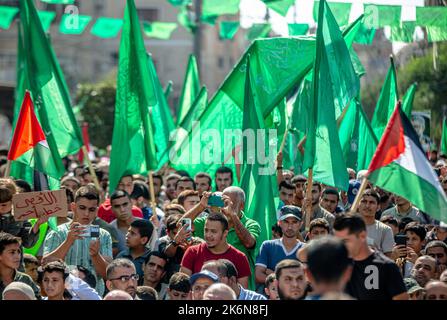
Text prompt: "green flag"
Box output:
[[354, 23, 375, 45], [0, 6, 19, 30], [416, 7, 447, 28], [91, 17, 123, 38], [177, 54, 200, 125], [178, 86, 208, 133], [303, 0, 357, 191], [109, 0, 158, 193], [37, 10, 56, 32], [364, 4, 401, 28], [168, 0, 191, 6], [41, 0, 74, 3], [288, 23, 309, 36], [177, 6, 196, 33], [441, 118, 447, 157], [147, 55, 176, 169], [219, 21, 240, 40], [164, 80, 173, 100], [390, 22, 416, 43], [313, 1, 352, 26], [427, 26, 447, 42], [18, 0, 83, 159], [246, 23, 271, 41], [202, 0, 240, 16], [338, 98, 378, 171], [59, 14, 92, 34], [143, 21, 177, 39], [371, 57, 399, 140], [239, 56, 277, 290], [402, 83, 417, 117], [265, 0, 295, 17]]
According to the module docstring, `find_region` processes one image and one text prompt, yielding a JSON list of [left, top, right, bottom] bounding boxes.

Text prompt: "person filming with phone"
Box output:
[[43, 185, 113, 296]]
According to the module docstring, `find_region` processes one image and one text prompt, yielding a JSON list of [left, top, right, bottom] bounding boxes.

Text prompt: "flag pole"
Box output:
[[350, 176, 369, 213], [279, 129, 288, 154], [305, 168, 313, 232], [4, 160, 11, 178], [81, 145, 101, 192], [148, 170, 160, 229]]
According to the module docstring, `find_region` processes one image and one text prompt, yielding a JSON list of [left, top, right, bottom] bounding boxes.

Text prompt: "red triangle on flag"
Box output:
[[7, 91, 47, 161], [368, 101, 406, 174]]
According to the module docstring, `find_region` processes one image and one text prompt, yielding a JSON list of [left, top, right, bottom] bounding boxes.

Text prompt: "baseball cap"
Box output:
[[190, 270, 219, 285], [404, 278, 423, 294], [2, 282, 36, 300], [347, 180, 361, 204], [278, 205, 302, 222]]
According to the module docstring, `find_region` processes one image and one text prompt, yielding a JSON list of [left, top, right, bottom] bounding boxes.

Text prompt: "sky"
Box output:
[[240, 0, 426, 35]]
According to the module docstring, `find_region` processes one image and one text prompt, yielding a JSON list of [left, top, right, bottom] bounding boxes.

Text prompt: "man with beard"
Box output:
[[215, 167, 234, 192], [180, 213, 251, 288], [411, 255, 438, 287], [301, 182, 335, 235], [333, 214, 408, 300], [274, 259, 307, 300], [106, 258, 139, 299], [255, 206, 304, 286]]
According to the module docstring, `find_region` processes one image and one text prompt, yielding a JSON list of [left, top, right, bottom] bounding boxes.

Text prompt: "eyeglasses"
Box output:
[[109, 274, 139, 282]]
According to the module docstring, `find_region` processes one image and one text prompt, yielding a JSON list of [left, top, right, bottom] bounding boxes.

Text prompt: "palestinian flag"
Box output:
[[367, 101, 447, 223], [7, 91, 64, 179]]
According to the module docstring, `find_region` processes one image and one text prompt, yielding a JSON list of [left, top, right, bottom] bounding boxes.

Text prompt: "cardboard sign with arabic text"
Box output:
[[12, 190, 68, 221]]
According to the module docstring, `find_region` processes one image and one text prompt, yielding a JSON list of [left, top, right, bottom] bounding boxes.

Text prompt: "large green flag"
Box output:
[[17, 0, 83, 159], [371, 57, 399, 140], [338, 98, 378, 171], [109, 0, 158, 192], [313, 1, 352, 26], [239, 56, 277, 290], [441, 118, 447, 157], [147, 55, 176, 169], [303, 0, 357, 191], [177, 55, 200, 125], [402, 83, 417, 117]]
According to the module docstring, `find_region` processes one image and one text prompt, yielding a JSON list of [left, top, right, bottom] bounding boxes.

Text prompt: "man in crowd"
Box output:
[[290, 175, 307, 208], [105, 258, 139, 299], [382, 195, 428, 224], [190, 269, 219, 300], [164, 174, 181, 202], [425, 280, 447, 300], [142, 251, 168, 299], [43, 185, 112, 295], [255, 206, 304, 287], [214, 166, 233, 192], [203, 283, 236, 300], [175, 176, 196, 198], [333, 214, 408, 300], [177, 190, 200, 212], [116, 219, 153, 283], [425, 241, 447, 272], [301, 182, 335, 233], [194, 172, 212, 197], [180, 213, 251, 288], [278, 181, 295, 208], [305, 236, 353, 300], [357, 190, 394, 257], [274, 259, 307, 300], [411, 255, 438, 287], [320, 189, 341, 215]]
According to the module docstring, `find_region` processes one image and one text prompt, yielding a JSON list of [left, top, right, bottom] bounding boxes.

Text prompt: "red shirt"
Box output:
[[97, 198, 143, 223], [181, 242, 251, 279]]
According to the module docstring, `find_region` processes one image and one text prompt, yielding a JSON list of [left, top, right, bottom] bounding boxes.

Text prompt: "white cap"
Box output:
[[2, 282, 36, 300]]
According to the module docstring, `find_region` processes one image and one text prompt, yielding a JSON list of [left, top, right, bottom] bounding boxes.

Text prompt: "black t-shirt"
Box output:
[[346, 251, 406, 300]]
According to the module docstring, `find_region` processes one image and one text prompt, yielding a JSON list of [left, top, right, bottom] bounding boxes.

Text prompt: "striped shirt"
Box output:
[[43, 222, 112, 296], [238, 285, 267, 300]]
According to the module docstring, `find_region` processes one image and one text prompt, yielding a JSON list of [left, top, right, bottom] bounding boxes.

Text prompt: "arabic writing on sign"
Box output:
[[12, 190, 68, 221]]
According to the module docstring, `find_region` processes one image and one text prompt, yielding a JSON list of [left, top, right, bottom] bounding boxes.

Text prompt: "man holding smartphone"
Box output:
[[43, 185, 112, 296]]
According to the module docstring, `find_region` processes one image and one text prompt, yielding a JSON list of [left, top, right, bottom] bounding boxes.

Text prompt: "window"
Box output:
[[137, 8, 159, 22]]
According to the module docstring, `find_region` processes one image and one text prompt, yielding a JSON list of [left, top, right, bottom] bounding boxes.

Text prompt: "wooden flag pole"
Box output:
[[350, 177, 369, 213], [4, 160, 11, 178], [305, 168, 313, 232], [81, 145, 101, 191], [148, 170, 160, 229], [279, 129, 288, 154]]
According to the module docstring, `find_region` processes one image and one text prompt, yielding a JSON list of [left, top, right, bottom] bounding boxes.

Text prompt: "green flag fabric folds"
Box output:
[[0, 6, 18, 30], [37, 10, 56, 32], [416, 7, 447, 28], [219, 21, 240, 40], [303, 0, 357, 191], [441, 118, 447, 157], [402, 83, 417, 117], [265, 0, 295, 17], [313, 1, 352, 26], [109, 0, 158, 192], [371, 58, 399, 140], [143, 21, 177, 39], [91, 17, 123, 38], [364, 4, 402, 28], [246, 23, 271, 41], [390, 22, 416, 43], [59, 14, 92, 34], [177, 55, 200, 125], [427, 26, 447, 42]]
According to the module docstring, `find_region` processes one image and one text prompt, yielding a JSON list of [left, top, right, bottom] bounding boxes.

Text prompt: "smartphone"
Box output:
[[394, 234, 407, 246], [79, 225, 100, 238], [181, 218, 192, 241], [208, 195, 225, 207]]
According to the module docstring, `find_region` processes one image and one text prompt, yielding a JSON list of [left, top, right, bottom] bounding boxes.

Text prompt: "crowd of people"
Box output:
[[0, 149, 447, 301]]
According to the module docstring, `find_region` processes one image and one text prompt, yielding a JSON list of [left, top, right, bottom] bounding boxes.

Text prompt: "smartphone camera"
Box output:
[[80, 225, 100, 238]]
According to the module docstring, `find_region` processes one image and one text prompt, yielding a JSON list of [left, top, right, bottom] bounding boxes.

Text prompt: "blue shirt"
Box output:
[[256, 238, 303, 270], [238, 285, 267, 300]]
